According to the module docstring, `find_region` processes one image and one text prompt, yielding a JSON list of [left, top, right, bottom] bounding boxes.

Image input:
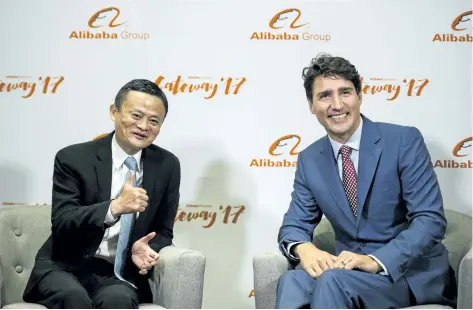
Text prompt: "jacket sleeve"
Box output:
[[148, 154, 181, 255], [50, 149, 110, 242], [278, 153, 323, 263], [371, 126, 447, 282]]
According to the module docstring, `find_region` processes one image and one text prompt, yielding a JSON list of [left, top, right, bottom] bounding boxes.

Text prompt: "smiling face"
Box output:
[[310, 75, 362, 143], [110, 90, 166, 155]]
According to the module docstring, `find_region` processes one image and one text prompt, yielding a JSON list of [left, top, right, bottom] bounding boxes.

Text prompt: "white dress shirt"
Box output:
[[94, 134, 143, 264], [286, 117, 389, 275]]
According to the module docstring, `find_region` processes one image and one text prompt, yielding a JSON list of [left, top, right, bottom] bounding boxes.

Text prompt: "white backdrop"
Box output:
[[0, 0, 471, 308]]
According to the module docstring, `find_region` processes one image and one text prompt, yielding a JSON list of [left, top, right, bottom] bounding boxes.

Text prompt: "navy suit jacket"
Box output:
[[278, 115, 457, 306]]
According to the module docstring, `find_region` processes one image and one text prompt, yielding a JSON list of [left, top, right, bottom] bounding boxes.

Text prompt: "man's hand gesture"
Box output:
[[131, 232, 159, 275]]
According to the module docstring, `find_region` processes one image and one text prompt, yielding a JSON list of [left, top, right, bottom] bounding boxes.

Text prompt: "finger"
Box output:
[[313, 263, 324, 278], [139, 200, 148, 208], [334, 257, 344, 268], [148, 249, 159, 260], [336, 259, 348, 269], [137, 188, 147, 195], [344, 260, 357, 270], [139, 269, 148, 275], [149, 252, 159, 261], [325, 257, 335, 269], [305, 267, 318, 278], [140, 194, 149, 201], [319, 259, 330, 271], [127, 171, 135, 185], [334, 253, 349, 268], [141, 232, 156, 243]]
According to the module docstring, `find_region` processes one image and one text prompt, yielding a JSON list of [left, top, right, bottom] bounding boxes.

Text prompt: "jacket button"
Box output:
[[16, 266, 23, 273], [14, 229, 22, 236], [359, 242, 366, 247]]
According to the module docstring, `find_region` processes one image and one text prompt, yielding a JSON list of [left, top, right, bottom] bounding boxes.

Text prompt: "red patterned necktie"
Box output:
[[340, 145, 358, 217]]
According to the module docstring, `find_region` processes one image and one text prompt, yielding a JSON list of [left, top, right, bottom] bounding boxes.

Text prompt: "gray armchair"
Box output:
[[253, 209, 472, 309], [0, 205, 206, 309]]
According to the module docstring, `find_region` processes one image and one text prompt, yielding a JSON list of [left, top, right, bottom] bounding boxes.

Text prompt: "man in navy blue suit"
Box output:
[[277, 53, 457, 308]]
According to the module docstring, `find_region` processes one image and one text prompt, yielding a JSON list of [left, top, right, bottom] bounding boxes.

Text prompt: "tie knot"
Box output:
[[124, 156, 138, 171], [339, 145, 352, 158]]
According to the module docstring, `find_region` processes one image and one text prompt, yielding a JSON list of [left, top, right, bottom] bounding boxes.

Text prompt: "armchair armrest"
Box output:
[[0, 256, 4, 308], [457, 247, 472, 309], [151, 246, 205, 309], [253, 252, 292, 309]]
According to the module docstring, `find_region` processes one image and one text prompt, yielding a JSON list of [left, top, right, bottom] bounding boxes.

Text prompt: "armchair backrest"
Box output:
[[0, 205, 52, 305]]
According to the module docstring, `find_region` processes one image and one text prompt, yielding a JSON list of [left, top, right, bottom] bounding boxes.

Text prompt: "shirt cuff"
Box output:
[[286, 242, 305, 261], [104, 202, 119, 224], [368, 254, 389, 276]]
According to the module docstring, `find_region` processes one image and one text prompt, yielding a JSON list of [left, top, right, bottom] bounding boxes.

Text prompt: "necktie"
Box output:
[[340, 145, 358, 217], [114, 156, 138, 284]]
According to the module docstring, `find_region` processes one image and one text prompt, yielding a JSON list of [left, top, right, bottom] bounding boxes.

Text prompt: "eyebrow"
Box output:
[[130, 109, 162, 121], [315, 86, 354, 98]]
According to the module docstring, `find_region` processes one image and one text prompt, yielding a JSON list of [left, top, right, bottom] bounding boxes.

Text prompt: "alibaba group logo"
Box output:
[[453, 137, 472, 157], [269, 8, 308, 29], [451, 10, 472, 31], [88, 7, 126, 28], [268, 135, 301, 156]]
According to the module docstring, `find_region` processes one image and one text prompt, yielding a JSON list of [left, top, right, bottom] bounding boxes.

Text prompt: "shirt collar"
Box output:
[[111, 134, 142, 171], [328, 115, 363, 158]]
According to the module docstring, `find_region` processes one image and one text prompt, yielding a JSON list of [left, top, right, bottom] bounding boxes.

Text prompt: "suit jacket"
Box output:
[[278, 115, 457, 307], [23, 132, 181, 303]]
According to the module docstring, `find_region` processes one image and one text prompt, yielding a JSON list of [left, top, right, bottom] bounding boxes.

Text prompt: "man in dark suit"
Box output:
[[23, 79, 181, 308], [276, 53, 457, 308]]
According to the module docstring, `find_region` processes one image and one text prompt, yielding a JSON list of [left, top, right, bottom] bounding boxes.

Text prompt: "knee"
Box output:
[[59, 287, 92, 308], [315, 269, 346, 290], [93, 287, 139, 309], [277, 270, 300, 291]]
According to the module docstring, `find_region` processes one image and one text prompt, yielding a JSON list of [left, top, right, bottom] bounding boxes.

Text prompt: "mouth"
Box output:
[[132, 132, 148, 141], [328, 113, 349, 122]]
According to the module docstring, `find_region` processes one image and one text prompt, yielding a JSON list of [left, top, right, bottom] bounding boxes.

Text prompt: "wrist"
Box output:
[[294, 242, 314, 258], [368, 256, 382, 273], [110, 199, 122, 217]]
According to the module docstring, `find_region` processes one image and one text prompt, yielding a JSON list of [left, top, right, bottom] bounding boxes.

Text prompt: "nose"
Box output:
[[331, 94, 343, 110], [136, 118, 149, 131]]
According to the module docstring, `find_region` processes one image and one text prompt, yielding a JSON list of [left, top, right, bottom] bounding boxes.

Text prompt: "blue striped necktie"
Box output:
[[114, 156, 138, 286]]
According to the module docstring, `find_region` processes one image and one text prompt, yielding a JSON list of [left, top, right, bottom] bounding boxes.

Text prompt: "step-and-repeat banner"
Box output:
[[0, 0, 471, 308]]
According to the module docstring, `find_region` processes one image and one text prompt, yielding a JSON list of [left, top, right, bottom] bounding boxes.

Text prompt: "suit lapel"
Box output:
[[95, 135, 113, 202], [132, 146, 163, 240], [356, 117, 382, 226], [316, 137, 357, 222]]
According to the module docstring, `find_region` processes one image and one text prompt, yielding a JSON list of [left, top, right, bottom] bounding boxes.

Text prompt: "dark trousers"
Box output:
[[34, 258, 139, 309]]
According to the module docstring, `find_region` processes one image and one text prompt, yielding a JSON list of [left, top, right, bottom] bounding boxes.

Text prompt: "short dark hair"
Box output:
[[302, 53, 361, 106], [114, 79, 169, 118]]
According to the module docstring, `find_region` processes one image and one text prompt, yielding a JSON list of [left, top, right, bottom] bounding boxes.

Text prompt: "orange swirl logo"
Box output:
[[250, 135, 301, 168], [88, 7, 126, 28], [451, 10, 472, 31], [268, 135, 301, 156], [269, 8, 308, 29], [453, 137, 472, 157]]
